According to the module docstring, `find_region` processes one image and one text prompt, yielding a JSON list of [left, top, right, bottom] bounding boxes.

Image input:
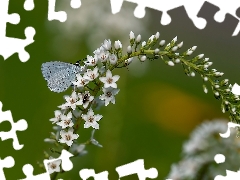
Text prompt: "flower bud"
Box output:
[[203, 77, 208, 81], [168, 61, 174, 66], [175, 58, 180, 63], [190, 72, 195, 77], [154, 48, 159, 54], [172, 36, 177, 43], [203, 84, 208, 93], [125, 57, 133, 65], [142, 41, 146, 47], [129, 31, 135, 40], [177, 41, 183, 48], [127, 46, 132, 54], [136, 34, 141, 43], [102, 39, 111, 51], [155, 32, 160, 39], [171, 46, 178, 52], [159, 40, 165, 46], [109, 54, 117, 65], [191, 46, 197, 51], [140, 56, 146, 62], [186, 50, 193, 55], [114, 40, 122, 50], [197, 54, 204, 59]]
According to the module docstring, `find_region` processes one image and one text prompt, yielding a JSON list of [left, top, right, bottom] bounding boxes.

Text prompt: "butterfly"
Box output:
[[41, 61, 84, 93]]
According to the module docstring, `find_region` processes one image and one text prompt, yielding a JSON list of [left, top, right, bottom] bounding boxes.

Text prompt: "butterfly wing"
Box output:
[[41, 61, 81, 93], [41, 61, 76, 81]]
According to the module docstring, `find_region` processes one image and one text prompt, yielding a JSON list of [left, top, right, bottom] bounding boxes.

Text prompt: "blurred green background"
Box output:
[[1, 0, 239, 179]]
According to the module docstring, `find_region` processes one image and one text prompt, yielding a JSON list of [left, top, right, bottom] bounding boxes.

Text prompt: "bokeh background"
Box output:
[[1, 0, 240, 179]]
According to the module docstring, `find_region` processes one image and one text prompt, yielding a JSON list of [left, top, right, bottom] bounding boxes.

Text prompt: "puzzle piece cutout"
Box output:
[[116, 159, 158, 180], [110, 0, 240, 36], [0, 101, 28, 150], [20, 150, 74, 180], [48, 0, 81, 22], [219, 122, 240, 138], [0, 156, 14, 180], [24, 0, 35, 11], [212, 123, 240, 180], [79, 159, 157, 180], [231, 83, 240, 96], [79, 169, 109, 180], [0, 0, 35, 62], [214, 153, 240, 180]]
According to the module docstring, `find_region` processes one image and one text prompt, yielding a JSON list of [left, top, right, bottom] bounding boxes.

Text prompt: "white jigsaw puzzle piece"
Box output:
[[79, 169, 109, 180], [0, 156, 14, 180], [231, 83, 240, 96], [48, 0, 82, 22], [214, 170, 240, 180], [110, 0, 240, 36], [219, 122, 240, 138], [24, 0, 35, 11], [0, 0, 35, 62], [20, 150, 74, 180], [116, 159, 158, 180], [44, 149, 74, 172], [214, 124, 240, 180], [0, 101, 28, 150], [20, 164, 51, 180], [110, 0, 206, 29]]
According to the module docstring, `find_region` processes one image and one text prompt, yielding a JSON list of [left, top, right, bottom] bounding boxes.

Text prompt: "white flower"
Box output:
[[109, 54, 117, 65], [141, 41, 146, 47], [79, 91, 94, 109], [114, 40, 122, 50], [84, 55, 98, 66], [50, 110, 62, 124], [59, 127, 79, 146], [81, 108, 102, 129], [72, 74, 89, 88], [99, 87, 120, 106], [99, 70, 120, 88], [102, 39, 111, 51], [47, 157, 61, 174], [94, 47, 109, 62], [56, 112, 74, 129], [83, 67, 99, 81], [58, 91, 83, 110]]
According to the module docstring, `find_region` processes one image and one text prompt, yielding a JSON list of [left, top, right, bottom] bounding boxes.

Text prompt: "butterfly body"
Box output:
[[41, 61, 81, 93]]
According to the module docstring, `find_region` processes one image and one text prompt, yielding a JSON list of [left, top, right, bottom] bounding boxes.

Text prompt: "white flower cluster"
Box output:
[[47, 39, 121, 148], [167, 119, 240, 180]]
